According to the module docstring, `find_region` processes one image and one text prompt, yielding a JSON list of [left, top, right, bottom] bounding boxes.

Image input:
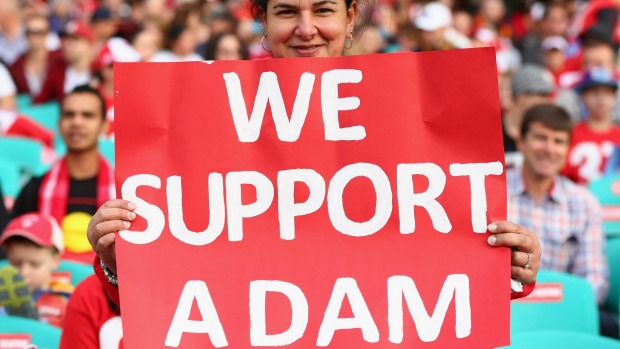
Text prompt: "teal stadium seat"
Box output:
[[0, 260, 93, 287], [0, 316, 61, 349], [16, 94, 32, 110], [510, 269, 599, 335], [99, 138, 115, 167], [590, 175, 620, 237], [0, 159, 22, 199], [605, 238, 620, 315], [0, 137, 49, 176], [500, 331, 620, 349], [18, 101, 60, 136]]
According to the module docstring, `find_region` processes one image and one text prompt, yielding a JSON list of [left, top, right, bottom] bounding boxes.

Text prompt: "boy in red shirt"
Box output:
[[563, 68, 620, 184], [0, 213, 73, 327]]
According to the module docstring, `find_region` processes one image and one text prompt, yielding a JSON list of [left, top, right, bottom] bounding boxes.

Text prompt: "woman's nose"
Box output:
[[295, 12, 318, 40]]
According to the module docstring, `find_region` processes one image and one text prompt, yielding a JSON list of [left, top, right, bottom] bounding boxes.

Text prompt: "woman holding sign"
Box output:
[[87, 0, 541, 304]]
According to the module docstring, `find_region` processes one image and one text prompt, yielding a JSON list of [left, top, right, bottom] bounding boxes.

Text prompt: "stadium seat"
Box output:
[[18, 101, 61, 136], [0, 260, 93, 287], [0, 315, 61, 349], [16, 94, 32, 110], [605, 238, 620, 315], [589, 175, 620, 237], [499, 330, 620, 349], [0, 137, 49, 176], [0, 159, 22, 199], [99, 138, 115, 166], [510, 269, 599, 335]]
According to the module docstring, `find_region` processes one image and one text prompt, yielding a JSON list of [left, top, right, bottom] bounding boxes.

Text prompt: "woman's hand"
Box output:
[[487, 221, 541, 285], [87, 199, 136, 274]]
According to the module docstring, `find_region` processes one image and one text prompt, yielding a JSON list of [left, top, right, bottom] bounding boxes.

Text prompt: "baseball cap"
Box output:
[[414, 2, 452, 31], [91, 6, 114, 23], [64, 21, 95, 43], [0, 213, 64, 253], [576, 68, 619, 94], [541, 36, 568, 52], [512, 65, 555, 96]]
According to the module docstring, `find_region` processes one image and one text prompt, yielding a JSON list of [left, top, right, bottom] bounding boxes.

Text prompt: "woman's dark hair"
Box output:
[[203, 32, 249, 60], [520, 104, 573, 139], [164, 22, 188, 50]]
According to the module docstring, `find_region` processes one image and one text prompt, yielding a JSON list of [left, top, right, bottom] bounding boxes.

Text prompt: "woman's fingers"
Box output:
[[87, 199, 136, 274], [488, 221, 542, 285]]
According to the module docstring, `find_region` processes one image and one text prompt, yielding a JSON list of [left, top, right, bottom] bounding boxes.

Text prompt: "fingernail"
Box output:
[[487, 235, 496, 245], [488, 224, 497, 232], [123, 221, 130, 229], [129, 212, 136, 220], [128, 202, 137, 210]]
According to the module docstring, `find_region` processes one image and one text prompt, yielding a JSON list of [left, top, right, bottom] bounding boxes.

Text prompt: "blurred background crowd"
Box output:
[[2, 0, 620, 347]]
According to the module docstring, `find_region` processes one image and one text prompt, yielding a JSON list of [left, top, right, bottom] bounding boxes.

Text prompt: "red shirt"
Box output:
[[60, 275, 123, 349], [562, 122, 620, 184]]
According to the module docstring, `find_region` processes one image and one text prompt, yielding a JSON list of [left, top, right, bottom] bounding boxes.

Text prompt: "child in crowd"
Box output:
[[562, 68, 620, 184], [0, 213, 73, 328]]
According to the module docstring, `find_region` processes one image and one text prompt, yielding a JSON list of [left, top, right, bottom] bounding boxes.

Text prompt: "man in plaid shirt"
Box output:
[[506, 104, 614, 337]]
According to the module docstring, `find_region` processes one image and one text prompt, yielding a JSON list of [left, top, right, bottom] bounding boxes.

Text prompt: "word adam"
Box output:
[[165, 274, 471, 347]]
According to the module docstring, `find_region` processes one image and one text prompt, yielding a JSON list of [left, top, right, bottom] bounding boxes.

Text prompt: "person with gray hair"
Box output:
[[503, 64, 556, 167]]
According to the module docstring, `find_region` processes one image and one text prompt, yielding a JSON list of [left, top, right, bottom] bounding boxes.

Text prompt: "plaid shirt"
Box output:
[[506, 166, 609, 303]]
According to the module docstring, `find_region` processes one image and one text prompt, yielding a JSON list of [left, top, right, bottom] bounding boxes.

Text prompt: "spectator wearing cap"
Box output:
[[518, 3, 569, 66], [503, 65, 555, 167], [151, 22, 202, 62], [541, 36, 568, 84], [555, 39, 620, 123], [562, 68, 620, 184], [33, 22, 95, 104], [413, 2, 470, 52], [12, 85, 114, 264], [91, 6, 118, 46], [0, 213, 74, 328], [0, 0, 28, 66], [9, 15, 62, 97]]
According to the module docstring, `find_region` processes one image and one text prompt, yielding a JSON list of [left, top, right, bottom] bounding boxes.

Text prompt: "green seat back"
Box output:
[[605, 237, 620, 313], [510, 269, 599, 335], [0, 137, 49, 176], [0, 316, 61, 349], [99, 138, 115, 167], [0, 159, 22, 198], [499, 331, 620, 349], [590, 175, 620, 237], [18, 101, 60, 136]]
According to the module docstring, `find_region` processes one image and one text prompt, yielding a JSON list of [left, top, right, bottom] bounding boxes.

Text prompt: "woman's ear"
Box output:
[[347, 0, 358, 29]]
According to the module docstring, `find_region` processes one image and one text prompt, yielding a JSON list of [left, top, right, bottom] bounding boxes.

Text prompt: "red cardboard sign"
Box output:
[[114, 48, 510, 348]]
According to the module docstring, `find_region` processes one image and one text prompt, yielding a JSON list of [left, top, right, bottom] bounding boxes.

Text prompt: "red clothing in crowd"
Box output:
[[0, 110, 54, 148], [562, 122, 620, 184], [60, 275, 123, 349], [8, 51, 63, 95], [31, 58, 67, 104]]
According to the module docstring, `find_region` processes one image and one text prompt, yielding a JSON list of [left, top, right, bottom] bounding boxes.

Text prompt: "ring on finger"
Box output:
[[523, 253, 531, 270]]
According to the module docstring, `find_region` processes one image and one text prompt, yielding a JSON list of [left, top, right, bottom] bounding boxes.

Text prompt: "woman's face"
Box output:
[[263, 0, 357, 58]]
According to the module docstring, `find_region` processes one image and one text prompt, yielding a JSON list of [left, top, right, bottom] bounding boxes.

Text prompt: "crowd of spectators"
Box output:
[[1, 0, 620, 346]]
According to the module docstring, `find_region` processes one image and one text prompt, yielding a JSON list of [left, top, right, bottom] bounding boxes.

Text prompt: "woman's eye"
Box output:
[[316, 8, 333, 13], [276, 9, 295, 15]]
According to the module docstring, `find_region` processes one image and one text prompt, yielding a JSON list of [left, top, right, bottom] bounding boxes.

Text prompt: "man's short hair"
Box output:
[[62, 84, 106, 120], [520, 104, 573, 138]]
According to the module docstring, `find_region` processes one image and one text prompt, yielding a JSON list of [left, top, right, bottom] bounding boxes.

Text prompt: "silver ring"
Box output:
[[523, 253, 531, 270]]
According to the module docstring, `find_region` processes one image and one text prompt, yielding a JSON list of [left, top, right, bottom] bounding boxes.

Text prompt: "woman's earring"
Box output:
[[261, 32, 272, 52], [345, 29, 354, 50]]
